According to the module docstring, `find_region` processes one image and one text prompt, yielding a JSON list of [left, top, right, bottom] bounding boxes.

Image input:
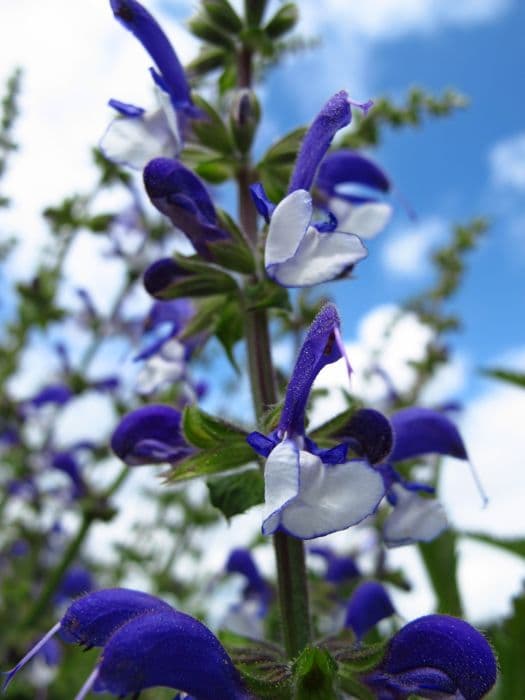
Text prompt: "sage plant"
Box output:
[[3, 0, 500, 698]]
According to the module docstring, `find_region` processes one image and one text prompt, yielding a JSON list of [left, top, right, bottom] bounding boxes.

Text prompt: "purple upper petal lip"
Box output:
[[316, 150, 391, 201], [277, 304, 346, 437], [388, 406, 468, 462], [288, 91, 352, 194], [110, 0, 193, 112]]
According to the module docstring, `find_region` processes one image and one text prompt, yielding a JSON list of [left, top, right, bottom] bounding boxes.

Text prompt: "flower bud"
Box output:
[[230, 89, 261, 153]]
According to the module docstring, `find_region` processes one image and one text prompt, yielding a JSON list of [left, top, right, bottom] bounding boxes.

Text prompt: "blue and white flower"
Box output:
[[101, 0, 196, 169], [247, 305, 385, 540], [251, 91, 393, 287], [345, 406, 486, 547]]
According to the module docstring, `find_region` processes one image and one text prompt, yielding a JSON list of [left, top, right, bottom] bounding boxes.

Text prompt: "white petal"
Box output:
[[270, 225, 367, 287], [384, 485, 448, 547], [155, 85, 182, 150], [281, 452, 384, 539], [136, 355, 185, 395], [159, 338, 185, 362], [262, 440, 300, 536], [265, 190, 312, 267], [99, 110, 178, 170], [336, 201, 393, 239]]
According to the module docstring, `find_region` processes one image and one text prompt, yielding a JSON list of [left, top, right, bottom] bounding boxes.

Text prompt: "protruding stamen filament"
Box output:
[[74, 666, 100, 700], [3, 621, 61, 691]]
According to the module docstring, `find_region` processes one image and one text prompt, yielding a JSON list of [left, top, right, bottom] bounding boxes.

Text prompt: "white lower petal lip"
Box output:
[[269, 226, 368, 288], [262, 440, 301, 535], [280, 452, 384, 540], [384, 486, 448, 547]]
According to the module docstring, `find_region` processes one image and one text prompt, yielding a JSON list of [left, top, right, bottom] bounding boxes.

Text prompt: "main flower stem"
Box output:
[[236, 49, 311, 649]]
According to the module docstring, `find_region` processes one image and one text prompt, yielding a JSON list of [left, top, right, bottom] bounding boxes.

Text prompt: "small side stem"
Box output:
[[23, 513, 93, 628]]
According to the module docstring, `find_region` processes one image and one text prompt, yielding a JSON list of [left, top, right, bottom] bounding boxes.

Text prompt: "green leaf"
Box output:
[[195, 158, 234, 183], [308, 404, 364, 444], [166, 442, 256, 483], [465, 532, 525, 559], [245, 279, 291, 312], [208, 468, 264, 518], [489, 588, 525, 699], [179, 295, 229, 340], [260, 127, 306, 166], [480, 367, 525, 390], [265, 3, 299, 39], [332, 641, 387, 672], [191, 94, 234, 154], [214, 299, 245, 372], [186, 46, 226, 77], [418, 531, 463, 616], [187, 13, 235, 49], [207, 237, 256, 274], [293, 647, 338, 700], [182, 405, 248, 449], [202, 0, 242, 33]]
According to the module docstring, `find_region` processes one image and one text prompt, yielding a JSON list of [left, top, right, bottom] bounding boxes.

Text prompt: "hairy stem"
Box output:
[[236, 50, 311, 652]]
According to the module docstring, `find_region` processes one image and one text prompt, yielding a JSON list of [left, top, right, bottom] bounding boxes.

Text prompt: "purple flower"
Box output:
[[3, 588, 171, 690], [5, 588, 248, 700], [54, 566, 94, 605], [24, 384, 73, 411], [363, 614, 497, 699], [223, 549, 271, 637], [101, 0, 195, 168], [310, 546, 361, 584], [345, 407, 486, 547], [251, 92, 392, 287], [135, 299, 201, 397], [143, 158, 231, 259], [315, 150, 392, 240], [111, 404, 194, 465], [344, 581, 396, 640], [247, 305, 384, 539]]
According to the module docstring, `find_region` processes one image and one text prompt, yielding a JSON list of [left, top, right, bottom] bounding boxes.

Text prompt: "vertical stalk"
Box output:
[[236, 43, 311, 655]]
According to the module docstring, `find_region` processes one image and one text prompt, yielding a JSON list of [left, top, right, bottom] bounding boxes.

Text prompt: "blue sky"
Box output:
[[251, 0, 524, 388]]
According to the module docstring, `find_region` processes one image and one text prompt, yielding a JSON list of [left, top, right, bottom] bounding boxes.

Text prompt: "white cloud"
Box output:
[[381, 217, 447, 278], [310, 304, 437, 426], [0, 0, 197, 274], [489, 131, 525, 192], [300, 0, 510, 40]]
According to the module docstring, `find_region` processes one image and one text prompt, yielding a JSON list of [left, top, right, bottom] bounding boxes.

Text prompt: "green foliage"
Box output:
[[488, 588, 525, 699], [0, 67, 22, 208], [342, 87, 468, 149], [208, 468, 264, 518], [265, 4, 299, 40], [466, 532, 525, 559], [481, 367, 525, 390], [293, 647, 338, 700], [419, 531, 463, 616], [257, 127, 307, 202]]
